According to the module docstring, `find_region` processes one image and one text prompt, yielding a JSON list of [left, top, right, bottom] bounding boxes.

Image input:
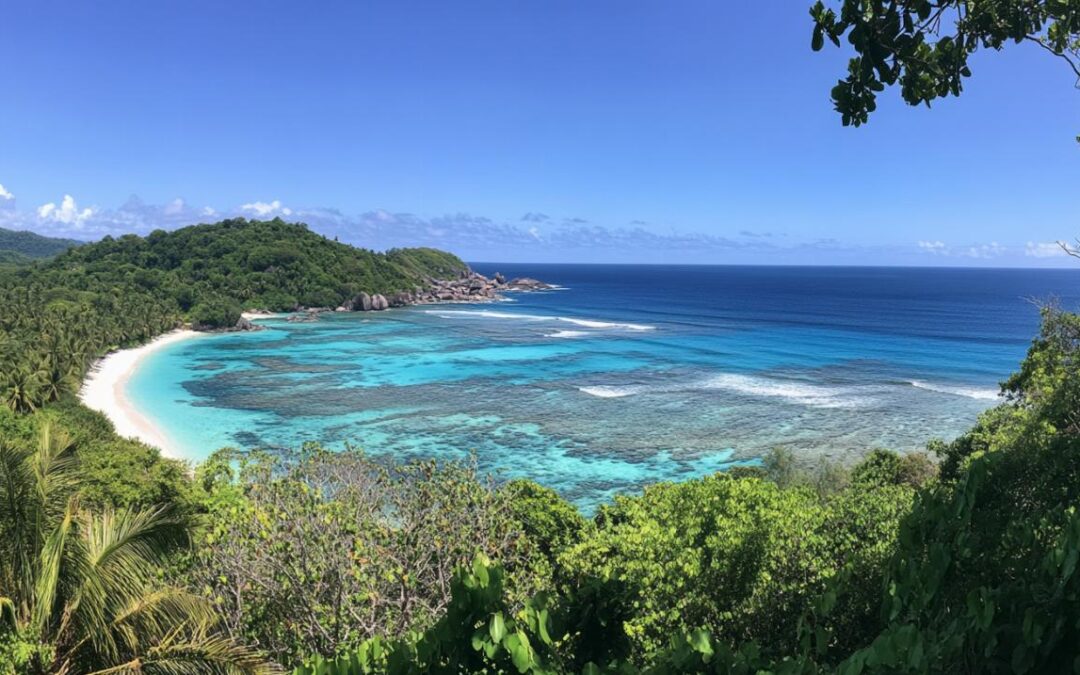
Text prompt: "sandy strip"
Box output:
[[79, 329, 203, 458]]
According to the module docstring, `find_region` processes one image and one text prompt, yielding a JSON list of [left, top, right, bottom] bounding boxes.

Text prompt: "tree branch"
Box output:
[[1024, 36, 1080, 82], [1057, 239, 1080, 260]]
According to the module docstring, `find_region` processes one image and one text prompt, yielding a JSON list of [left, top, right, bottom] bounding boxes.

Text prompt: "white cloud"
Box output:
[[2, 190, 1073, 265], [163, 198, 186, 216], [372, 209, 396, 223], [0, 183, 13, 201], [916, 240, 1016, 260], [240, 199, 292, 217], [961, 242, 1005, 259], [37, 195, 95, 226], [1025, 241, 1067, 258]]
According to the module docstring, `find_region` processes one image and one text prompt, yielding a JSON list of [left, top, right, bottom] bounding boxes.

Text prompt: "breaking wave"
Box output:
[[700, 373, 872, 408], [426, 309, 655, 331], [579, 373, 875, 408], [909, 380, 1000, 400], [578, 385, 643, 398]]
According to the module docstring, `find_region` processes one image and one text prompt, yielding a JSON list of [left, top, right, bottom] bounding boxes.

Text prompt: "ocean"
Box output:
[[128, 264, 1080, 509]]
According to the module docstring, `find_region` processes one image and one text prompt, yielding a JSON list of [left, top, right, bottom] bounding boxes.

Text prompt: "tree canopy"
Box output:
[[810, 0, 1080, 130]]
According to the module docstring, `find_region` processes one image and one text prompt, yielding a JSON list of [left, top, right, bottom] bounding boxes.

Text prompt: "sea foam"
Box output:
[[426, 309, 655, 332], [578, 373, 874, 409], [578, 385, 642, 398], [909, 380, 1000, 400], [701, 373, 872, 408]]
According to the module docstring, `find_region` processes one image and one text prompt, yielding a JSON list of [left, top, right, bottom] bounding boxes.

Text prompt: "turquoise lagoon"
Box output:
[[127, 264, 1080, 508]]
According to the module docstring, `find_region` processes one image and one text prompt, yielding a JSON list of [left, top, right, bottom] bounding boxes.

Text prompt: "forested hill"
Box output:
[[0, 218, 469, 413], [47, 217, 469, 315], [0, 226, 81, 259]]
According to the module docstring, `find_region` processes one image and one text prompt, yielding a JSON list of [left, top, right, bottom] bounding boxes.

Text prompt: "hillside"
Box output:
[[0, 226, 81, 258], [0, 250, 33, 265], [47, 217, 469, 316]]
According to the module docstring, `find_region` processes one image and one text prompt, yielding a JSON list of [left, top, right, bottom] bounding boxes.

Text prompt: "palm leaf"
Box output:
[[31, 495, 78, 637], [87, 622, 283, 675]]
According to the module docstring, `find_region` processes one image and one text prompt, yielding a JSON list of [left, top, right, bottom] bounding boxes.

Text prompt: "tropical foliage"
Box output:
[[185, 447, 546, 666], [0, 424, 274, 674], [810, 0, 1080, 130]]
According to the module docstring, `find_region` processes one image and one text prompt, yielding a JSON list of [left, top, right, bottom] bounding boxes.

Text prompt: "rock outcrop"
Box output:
[[283, 269, 552, 320], [286, 308, 329, 323], [505, 277, 554, 292], [354, 292, 372, 311]]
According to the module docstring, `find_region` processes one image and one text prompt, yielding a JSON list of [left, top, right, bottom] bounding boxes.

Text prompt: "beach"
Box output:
[[79, 329, 202, 458]]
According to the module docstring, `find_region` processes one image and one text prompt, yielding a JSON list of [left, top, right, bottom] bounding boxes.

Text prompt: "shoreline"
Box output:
[[79, 329, 202, 459]]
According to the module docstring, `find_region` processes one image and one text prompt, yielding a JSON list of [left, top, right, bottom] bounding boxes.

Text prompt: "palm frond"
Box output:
[[0, 439, 37, 598], [31, 495, 78, 637], [65, 507, 188, 665], [1, 425, 274, 675], [87, 622, 283, 675], [34, 420, 78, 509]]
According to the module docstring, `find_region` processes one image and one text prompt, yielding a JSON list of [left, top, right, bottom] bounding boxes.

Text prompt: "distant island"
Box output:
[[0, 225, 82, 264]]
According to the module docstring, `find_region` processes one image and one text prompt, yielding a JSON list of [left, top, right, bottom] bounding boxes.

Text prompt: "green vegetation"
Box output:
[[56, 218, 466, 314], [0, 250, 33, 266], [0, 226, 81, 259], [0, 401, 193, 515], [186, 447, 546, 666], [0, 423, 271, 674]]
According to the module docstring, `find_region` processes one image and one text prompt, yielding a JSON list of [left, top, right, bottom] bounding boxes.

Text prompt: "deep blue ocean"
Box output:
[[129, 265, 1080, 508]]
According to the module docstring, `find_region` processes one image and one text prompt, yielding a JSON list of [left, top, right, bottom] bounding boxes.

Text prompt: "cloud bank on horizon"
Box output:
[[0, 184, 1072, 267]]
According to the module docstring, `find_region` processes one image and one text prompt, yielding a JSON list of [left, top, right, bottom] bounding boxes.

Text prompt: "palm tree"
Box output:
[[0, 424, 279, 674], [39, 356, 81, 404], [1, 362, 44, 413]]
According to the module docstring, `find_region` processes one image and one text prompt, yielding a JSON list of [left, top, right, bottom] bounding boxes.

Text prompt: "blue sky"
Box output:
[[1, 1, 1078, 265]]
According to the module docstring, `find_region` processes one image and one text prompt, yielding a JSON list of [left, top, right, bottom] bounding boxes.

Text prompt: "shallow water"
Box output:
[[129, 264, 1080, 509]]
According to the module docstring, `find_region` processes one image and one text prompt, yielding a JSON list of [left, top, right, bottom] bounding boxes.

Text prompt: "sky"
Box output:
[[1, 1, 1078, 266]]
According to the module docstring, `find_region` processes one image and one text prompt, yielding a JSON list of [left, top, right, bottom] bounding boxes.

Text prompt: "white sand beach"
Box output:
[[79, 329, 202, 458]]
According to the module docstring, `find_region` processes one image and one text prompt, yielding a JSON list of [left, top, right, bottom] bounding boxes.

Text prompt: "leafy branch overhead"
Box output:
[[810, 0, 1080, 127]]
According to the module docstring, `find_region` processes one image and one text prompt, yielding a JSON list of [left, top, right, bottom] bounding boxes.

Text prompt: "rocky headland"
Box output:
[[269, 270, 553, 326]]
